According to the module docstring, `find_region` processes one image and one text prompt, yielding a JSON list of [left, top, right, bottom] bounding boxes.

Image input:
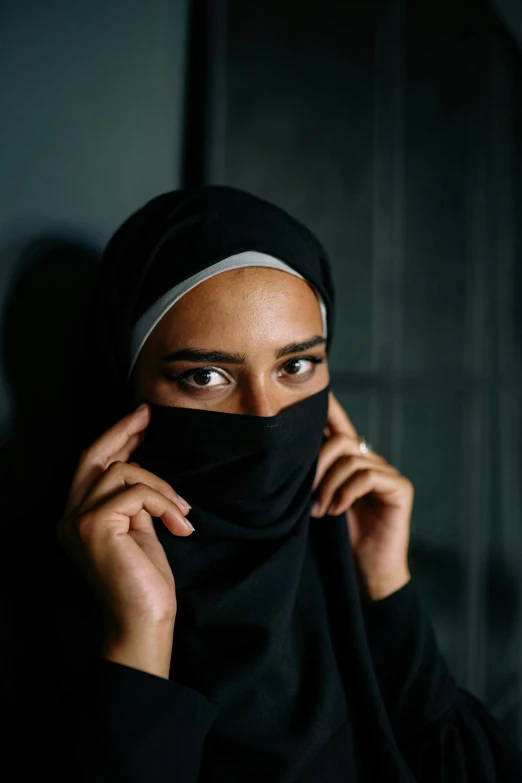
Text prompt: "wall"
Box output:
[[493, 0, 522, 49], [0, 0, 188, 520]]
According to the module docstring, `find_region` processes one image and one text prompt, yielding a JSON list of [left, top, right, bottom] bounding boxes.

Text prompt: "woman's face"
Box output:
[[131, 267, 329, 416]]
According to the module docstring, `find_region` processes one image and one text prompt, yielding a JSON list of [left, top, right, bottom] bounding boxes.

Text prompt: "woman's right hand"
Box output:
[[57, 403, 193, 659]]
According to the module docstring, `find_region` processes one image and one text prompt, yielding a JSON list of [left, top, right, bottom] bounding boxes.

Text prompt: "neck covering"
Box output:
[[133, 388, 347, 780], [65, 185, 415, 783]]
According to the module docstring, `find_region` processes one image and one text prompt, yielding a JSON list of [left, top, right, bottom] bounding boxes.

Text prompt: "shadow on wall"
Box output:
[[0, 236, 112, 719], [0, 236, 100, 508]]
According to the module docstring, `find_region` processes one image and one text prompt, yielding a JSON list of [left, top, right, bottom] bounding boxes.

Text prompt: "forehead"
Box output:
[[149, 267, 324, 347]]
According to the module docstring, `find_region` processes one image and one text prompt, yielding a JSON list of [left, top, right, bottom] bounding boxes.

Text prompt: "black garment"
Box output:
[[128, 390, 351, 781], [6, 532, 522, 782], [3, 185, 522, 781]]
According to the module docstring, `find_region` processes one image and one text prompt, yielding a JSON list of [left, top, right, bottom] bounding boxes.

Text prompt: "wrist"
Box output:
[[359, 569, 412, 602], [103, 619, 175, 679]]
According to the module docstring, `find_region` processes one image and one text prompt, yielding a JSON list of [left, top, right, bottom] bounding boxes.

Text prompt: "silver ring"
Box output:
[[358, 436, 372, 455]]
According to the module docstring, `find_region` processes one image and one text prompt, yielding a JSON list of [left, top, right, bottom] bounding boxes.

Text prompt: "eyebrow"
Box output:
[[162, 335, 327, 364]]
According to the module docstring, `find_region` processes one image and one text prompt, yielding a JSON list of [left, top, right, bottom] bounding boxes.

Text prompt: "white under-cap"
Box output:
[[128, 251, 328, 378]]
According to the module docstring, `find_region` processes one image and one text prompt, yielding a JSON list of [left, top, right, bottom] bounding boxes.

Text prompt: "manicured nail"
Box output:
[[184, 518, 195, 532], [311, 502, 321, 517], [178, 494, 192, 511]]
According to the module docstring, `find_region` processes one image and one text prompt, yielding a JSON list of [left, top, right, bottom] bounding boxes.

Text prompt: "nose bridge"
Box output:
[[242, 376, 278, 417]]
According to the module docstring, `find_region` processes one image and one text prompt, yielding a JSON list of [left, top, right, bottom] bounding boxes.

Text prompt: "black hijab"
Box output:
[[60, 186, 415, 782]]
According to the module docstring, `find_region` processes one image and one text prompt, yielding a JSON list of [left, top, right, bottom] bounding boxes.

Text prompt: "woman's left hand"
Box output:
[[311, 391, 413, 601]]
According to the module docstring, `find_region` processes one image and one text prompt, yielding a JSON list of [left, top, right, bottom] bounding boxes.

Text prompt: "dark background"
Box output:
[[1, 0, 522, 745]]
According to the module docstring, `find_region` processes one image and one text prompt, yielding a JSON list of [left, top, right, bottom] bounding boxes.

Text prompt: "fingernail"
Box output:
[[135, 403, 147, 412], [327, 503, 337, 515], [178, 494, 192, 511], [184, 517, 195, 532], [311, 502, 321, 517]]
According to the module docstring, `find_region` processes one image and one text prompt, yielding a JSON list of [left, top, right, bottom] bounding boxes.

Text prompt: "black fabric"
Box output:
[[129, 389, 351, 781], [6, 571, 522, 781], [80, 184, 349, 781], [4, 184, 522, 782]]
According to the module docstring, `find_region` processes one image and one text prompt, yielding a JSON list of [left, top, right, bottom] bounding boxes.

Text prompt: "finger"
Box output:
[[313, 433, 392, 491], [77, 461, 191, 518], [111, 430, 148, 466], [71, 431, 149, 507], [76, 484, 194, 544], [311, 457, 399, 517], [65, 404, 151, 514], [326, 391, 358, 438], [328, 470, 412, 518], [128, 462, 191, 513]]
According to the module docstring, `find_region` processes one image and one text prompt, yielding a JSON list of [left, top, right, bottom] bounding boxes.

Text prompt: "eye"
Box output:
[[279, 355, 325, 379], [176, 367, 230, 389]]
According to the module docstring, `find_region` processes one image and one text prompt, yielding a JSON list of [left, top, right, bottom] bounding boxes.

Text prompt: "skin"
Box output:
[[131, 267, 412, 600]]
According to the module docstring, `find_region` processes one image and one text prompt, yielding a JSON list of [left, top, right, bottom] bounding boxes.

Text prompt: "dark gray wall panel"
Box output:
[[223, 0, 522, 744], [225, 0, 377, 377], [0, 0, 188, 500]]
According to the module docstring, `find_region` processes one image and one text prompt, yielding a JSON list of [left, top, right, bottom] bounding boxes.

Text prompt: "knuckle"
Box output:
[[81, 440, 101, 461], [105, 459, 125, 475], [364, 468, 377, 483], [77, 445, 105, 478], [131, 481, 151, 498], [342, 454, 358, 468], [76, 511, 96, 539]]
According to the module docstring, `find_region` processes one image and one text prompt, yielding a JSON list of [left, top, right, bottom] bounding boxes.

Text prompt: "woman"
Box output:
[[5, 185, 522, 781]]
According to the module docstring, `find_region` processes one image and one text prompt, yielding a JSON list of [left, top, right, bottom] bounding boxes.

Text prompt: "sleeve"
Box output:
[[0, 520, 218, 782], [60, 654, 219, 783], [361, 578, 522, 782], [2, 648, 218, 783]]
